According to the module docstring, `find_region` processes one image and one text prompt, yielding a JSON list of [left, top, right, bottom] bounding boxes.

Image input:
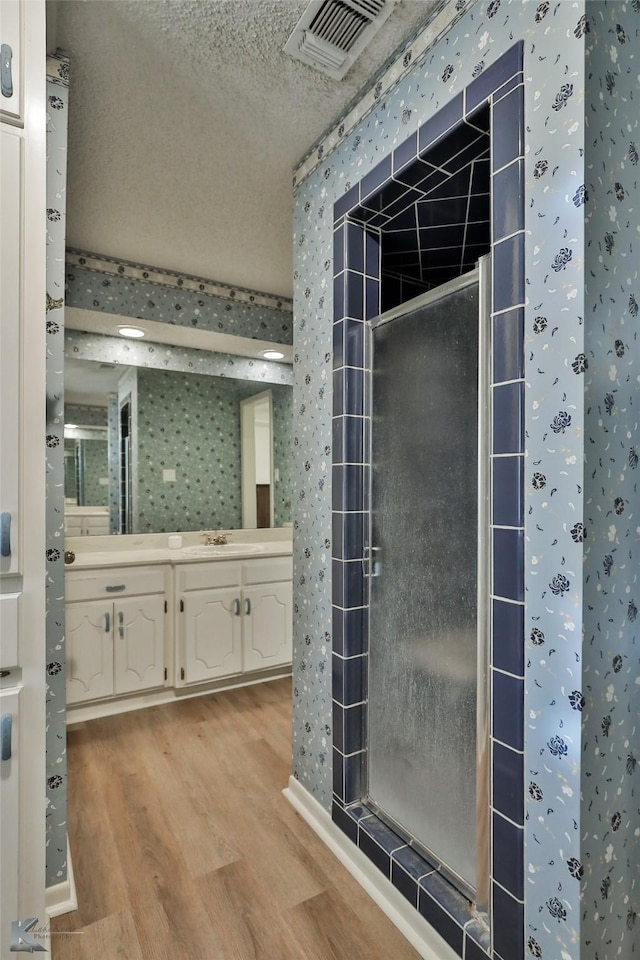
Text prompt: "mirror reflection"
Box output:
[[64, 355, 292, 536]]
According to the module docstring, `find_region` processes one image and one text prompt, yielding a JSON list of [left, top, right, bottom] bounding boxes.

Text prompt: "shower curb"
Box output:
[[283, 778, 458, 960]]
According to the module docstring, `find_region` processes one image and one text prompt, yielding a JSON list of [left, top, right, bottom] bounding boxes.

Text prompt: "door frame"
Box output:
[[240, 390, 274, 529]]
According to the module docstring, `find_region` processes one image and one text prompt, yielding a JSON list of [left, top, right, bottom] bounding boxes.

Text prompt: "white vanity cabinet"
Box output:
[[65, 599, 114, 703], [177, 562, 243, 685], [65, 566, 170, 705], [176, 556, 293, 686], [64, 508, 110, 537], [242, 558, 293, 672]]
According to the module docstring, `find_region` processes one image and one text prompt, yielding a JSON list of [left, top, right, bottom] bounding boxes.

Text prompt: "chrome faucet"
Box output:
[[201, 530, 229, 545]]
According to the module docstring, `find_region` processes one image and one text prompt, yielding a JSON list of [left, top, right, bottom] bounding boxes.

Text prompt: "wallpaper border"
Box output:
[[66, 249, 293, 313]]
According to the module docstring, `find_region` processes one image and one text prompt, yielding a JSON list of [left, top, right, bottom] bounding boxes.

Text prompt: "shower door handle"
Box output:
[[365, 546, 382, 578]]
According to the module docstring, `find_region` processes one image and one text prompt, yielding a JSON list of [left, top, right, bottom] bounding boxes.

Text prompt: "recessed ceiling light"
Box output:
[[262, 349, 284, 360], [118, 325, 145, 339]]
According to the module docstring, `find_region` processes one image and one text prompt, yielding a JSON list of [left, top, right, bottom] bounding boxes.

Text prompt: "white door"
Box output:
[[66, 600, 114, 704], [0, 125, 21, 576], [183, 588, 242, 683], [0, 0, 46, 942], [240, 390, 274, 528], [242, 582, 292, 672], [114, 595, 165, 695]]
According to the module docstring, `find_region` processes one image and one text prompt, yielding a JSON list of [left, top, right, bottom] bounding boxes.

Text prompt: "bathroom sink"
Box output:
[[181, 543, 267, 558]]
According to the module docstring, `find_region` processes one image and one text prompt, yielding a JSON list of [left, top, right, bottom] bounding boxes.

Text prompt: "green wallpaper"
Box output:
[[273, 387, 293, 527], [64, 438, 108, 505], [80, 438, 108, 506], [135, 368, 291, 532], [64, 440, 77, 500]]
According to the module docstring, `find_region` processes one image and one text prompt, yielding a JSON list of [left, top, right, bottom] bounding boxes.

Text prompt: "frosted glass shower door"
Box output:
[[366, 265, 489, 900]]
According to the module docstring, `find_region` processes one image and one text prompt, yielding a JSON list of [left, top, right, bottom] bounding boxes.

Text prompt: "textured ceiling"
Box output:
[[48, 0, 440, 298]]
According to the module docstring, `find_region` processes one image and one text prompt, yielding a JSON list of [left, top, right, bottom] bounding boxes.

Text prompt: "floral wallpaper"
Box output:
[[63, 440, 76, 500], [132, 367, 291, 533], [273, 387, 294, 528], [45, 52, 70, 889], [78, 439, 109, 506], [581, 4, 640, 957], [65, 252, 292, 344], [292, 1, 636, 958], [107, 394, 119, 532]]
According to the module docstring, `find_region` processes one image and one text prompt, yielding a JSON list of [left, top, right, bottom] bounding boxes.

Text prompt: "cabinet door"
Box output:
[[0, 686, 19, 958], [0, 591, 19, 670], [0, 0, 23, 125], [66, 600, 114, 704], [114, 595, 165, 695], [64, 517, 83, 537], [182, 588, 242, 684], [243, 581, 293, 672]]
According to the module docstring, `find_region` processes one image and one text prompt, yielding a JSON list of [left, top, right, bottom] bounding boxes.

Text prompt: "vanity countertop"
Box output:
[[66, 539, 293, 571]]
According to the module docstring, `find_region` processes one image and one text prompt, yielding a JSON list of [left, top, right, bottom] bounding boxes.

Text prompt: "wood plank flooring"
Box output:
[[51, 678, 420, 960]]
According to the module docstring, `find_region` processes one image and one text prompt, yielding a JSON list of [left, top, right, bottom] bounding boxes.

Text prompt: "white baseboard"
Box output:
[[283, 777, 459, 960], [46, 840, 78, 918], [66, 668, 291, 725]]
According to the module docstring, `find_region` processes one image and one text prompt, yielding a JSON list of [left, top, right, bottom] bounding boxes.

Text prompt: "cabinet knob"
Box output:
[[1, 44, 13, 99], [245, 597, 252, 616], [105, 612, 110, 633], [105, 584, 126, 592], [1, 713, 12, 761], [64, 550, 76, 564], [233, 598, 241, 616], [0, 512, 11, 558]]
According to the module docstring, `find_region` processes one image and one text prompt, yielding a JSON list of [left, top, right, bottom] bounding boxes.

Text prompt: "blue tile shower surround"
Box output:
[[330, 42, 525, 960], [354, 105, 492, 296]]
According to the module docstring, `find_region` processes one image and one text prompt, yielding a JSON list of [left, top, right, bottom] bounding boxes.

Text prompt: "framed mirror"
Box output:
[[64, 344, 292, 536]]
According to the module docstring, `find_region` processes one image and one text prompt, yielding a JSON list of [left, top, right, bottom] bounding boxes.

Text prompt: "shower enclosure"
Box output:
[[365, 258, 490, 906]]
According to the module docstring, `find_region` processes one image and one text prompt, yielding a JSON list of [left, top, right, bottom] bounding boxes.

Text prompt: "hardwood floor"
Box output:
[[51, 678, 420, 959]]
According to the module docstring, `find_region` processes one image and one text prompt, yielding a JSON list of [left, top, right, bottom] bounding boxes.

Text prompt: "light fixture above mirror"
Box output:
[[66, 307, 294, 364], [118, 325, 146, 339]]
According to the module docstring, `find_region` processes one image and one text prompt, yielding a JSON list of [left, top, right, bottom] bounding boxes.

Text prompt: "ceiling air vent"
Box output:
[[284, 0, 395, 80]]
